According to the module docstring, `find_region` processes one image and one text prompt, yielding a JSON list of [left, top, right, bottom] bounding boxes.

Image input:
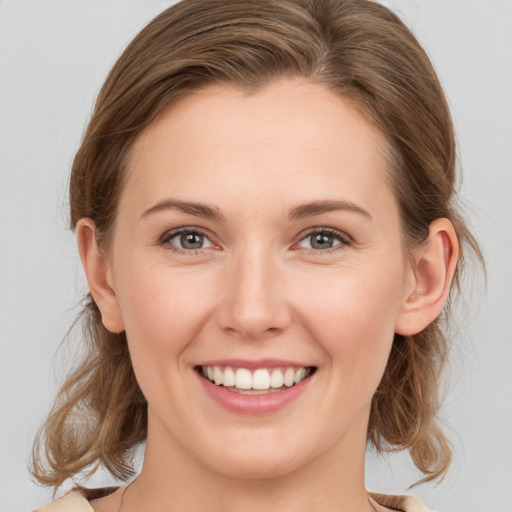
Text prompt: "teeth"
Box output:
[[283, 368, 295, 387], [270, 369, 284, 388], [235, 368, 252, 390], [294, 368, 307, 384], [253, 369, 270, 390], [200, 365, 312, 392], [213, 367, 223, 385], [223, 366, 235, 387]]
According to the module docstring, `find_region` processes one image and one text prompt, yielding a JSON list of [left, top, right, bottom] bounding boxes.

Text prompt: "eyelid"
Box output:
[[294, 227, 353, 252], [158, 225, 353, 255], [159, 226, 218, 253]]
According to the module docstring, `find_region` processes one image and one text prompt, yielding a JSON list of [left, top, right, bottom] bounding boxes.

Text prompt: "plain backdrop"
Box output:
[[1, 1, 511, 511]]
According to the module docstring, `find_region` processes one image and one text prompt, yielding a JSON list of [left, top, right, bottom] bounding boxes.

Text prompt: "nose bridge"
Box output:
[[218, 241, 290, 339]]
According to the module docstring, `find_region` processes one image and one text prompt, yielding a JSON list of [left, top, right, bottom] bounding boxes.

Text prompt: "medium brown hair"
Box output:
[[32, 0, 482, 488]]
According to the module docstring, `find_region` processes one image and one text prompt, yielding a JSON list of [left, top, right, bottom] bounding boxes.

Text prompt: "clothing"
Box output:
[[33, 486, 432, 512]]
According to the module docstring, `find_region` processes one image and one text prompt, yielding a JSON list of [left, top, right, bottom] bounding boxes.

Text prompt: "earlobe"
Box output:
[[76, 219, 125, 333], [395, 218, 459, 336]]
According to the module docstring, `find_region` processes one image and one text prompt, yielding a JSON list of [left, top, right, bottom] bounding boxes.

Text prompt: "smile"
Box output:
[[198, 365, 314, 395]]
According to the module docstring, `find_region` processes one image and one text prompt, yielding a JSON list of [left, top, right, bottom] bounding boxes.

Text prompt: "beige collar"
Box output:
[[34, 486, 432, 512]]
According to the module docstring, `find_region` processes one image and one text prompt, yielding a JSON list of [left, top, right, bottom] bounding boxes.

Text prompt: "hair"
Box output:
[[31, 0, 482, 489]]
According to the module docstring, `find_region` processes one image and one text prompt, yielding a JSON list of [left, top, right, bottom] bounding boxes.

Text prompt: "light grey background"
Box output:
[[1, 1, 511, 510]]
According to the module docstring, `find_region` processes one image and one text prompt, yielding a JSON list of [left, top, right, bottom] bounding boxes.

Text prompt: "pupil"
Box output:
[[181, 233, 203, 249], [312, 233, 333, 249]]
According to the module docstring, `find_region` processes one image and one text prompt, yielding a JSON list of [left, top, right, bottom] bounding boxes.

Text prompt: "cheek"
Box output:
[[111, 259, 223, 422], [113, 257, 216, 372], [296, 262, 405, 384]]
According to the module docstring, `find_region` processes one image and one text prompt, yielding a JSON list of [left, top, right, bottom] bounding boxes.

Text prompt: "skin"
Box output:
[[79, 79, 458, 512]]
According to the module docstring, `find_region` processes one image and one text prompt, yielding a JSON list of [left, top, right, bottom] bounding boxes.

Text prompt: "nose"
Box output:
[[216, 246, 292, 340]]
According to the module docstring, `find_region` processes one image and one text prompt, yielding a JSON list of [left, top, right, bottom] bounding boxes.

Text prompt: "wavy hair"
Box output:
[[31, 0, 482, 488]]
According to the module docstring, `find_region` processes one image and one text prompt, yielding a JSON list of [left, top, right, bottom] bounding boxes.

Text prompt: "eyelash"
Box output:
[[159, 227, 352, 255], [295, 227, 352, 255], [159, 227, 214, 255]]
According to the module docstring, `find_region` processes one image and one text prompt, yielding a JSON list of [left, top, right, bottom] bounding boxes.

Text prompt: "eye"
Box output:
[[162, 228, 214, 252], [296, 228, 350, 251]]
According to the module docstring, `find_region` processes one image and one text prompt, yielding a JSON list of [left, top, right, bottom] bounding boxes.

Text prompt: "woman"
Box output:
[[31, 0, 481, 511]]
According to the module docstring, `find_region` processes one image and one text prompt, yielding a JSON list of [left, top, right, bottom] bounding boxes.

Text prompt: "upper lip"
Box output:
[[196, 358, 313, 369]]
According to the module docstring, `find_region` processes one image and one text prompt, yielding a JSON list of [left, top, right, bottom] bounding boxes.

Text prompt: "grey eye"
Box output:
[[180, 232, 205, 250], [166, 230, 214, 251], [297, 230, 347, 251], [310, 233, 336, 249]]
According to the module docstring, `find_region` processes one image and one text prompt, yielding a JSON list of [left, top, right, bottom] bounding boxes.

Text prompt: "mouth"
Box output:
[[195, 365, 316, 395]]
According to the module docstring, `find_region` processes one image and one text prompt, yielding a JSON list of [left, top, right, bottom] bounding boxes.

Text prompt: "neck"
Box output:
[[124, 413, 375, 512]]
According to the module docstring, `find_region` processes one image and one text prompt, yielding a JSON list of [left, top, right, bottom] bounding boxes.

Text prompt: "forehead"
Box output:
[[123, 79, 393, 217]]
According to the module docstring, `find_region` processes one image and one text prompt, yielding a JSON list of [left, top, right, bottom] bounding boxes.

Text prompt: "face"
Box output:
[[105, 80, 414, 479]]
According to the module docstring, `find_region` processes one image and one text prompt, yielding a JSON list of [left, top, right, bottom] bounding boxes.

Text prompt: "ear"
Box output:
[[395, 218, 459, 336], [76, 218, 125, 333]]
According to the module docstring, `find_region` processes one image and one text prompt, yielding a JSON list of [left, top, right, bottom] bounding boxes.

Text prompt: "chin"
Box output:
[[200, 441, 308, 481]]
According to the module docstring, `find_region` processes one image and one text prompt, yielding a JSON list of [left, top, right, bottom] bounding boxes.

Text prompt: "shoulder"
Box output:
[[33, 490, 92, 512], [34, 487, 431, 512], [369, 492, 434, 512], [33, 487, 119, 512]]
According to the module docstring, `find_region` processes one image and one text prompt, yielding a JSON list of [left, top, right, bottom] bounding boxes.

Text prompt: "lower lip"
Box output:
[[197, 371, 312, 415]]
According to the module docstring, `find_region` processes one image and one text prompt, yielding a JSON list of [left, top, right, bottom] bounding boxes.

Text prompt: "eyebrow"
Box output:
[[140, 198, 372, 222], [287, 199, 373, 221], [140, 199, 226, 222]]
